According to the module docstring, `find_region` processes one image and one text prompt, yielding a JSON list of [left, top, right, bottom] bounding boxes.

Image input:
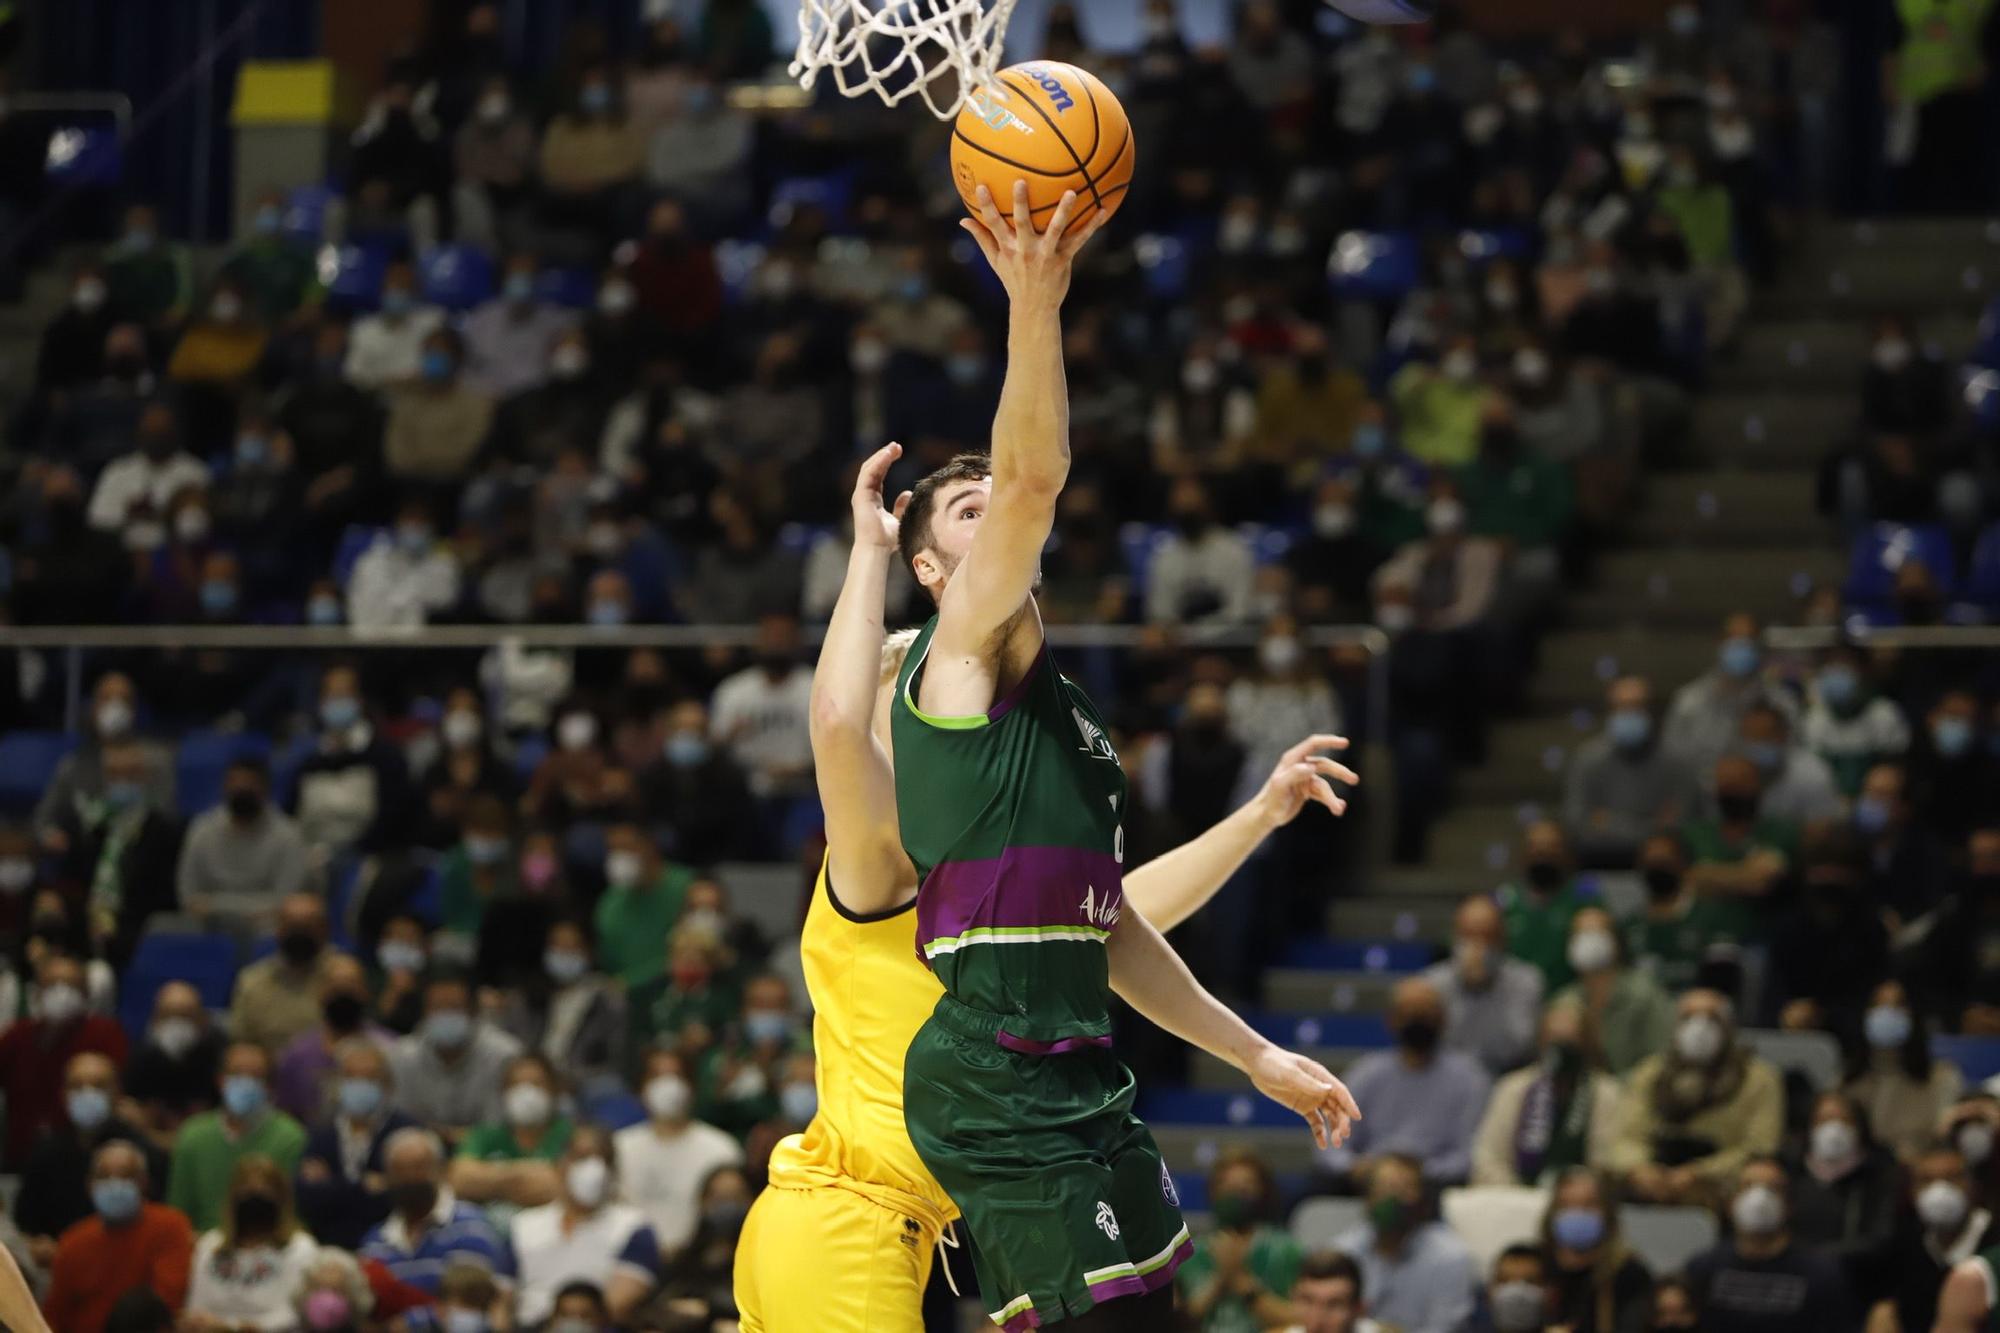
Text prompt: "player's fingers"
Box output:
[[1279, 733, 1349, 768], [1011, 179, 1034, 238], [972, 188, 1011, 246], [959, 218, 1002, 267], [1056, 206, 1109, 261], [1310, 777, 1345, 816], [1330, 1080, 1362, 1120], [1309, 756, 1361, 787], [892, 491, 913, 520], [1307, 1106, 1331, 1150], [1042, 191, 1079, 252], [858, 440, 901, 487]]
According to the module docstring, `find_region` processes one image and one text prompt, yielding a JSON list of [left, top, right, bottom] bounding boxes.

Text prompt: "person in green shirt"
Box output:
[[1682, 756, 1798, 944], [216, 187, 322, 324], [694, 972, 805, 1136], [165, 1040, 306, 1232], [1497, 820, 1594, 993], [1176, 1150, 1304, 1332], [103, 202, 192, 330], [448, 1052, 572, 1216], [1457, 404, 1575, 558], [438, 794, 519, 939], [1554, 907, 1676, 1076], [1623, 830, 1741, 992], [593, 821, 694, 989], [626, 920, 738, 1080], [1390, 334, 1490, 468]]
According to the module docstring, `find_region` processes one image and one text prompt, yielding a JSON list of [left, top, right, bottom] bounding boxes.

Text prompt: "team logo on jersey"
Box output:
[[1160, 1162, 1179, 1206], [1095, 1201, 1120, 1240], [1072, 707, 1118, 762], [1079, 885, 1121, 930]]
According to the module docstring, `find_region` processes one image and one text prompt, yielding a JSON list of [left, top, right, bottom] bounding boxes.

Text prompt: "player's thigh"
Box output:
[[735, 1186, 930, 1333]]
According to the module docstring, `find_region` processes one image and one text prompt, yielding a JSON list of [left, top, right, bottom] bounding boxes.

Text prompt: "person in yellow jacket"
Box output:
[[1884, 0, 1999, 212], [733, 441, 1357, 1331]]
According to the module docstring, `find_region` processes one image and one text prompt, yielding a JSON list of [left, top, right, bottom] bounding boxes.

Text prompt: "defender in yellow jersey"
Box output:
[[735, 442, 1359, 1331]]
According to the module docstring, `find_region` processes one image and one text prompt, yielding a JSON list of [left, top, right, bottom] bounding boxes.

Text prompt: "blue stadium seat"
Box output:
[[1937, 1036, 2000, 1083], [284, 184, 337, 245], [513, 735, 550, 784], [44, 125, 123, 186], [0, 731, 77, 814], [1244, 1011, 1393, 1050], [321, 244, 389, 312], [1966, 525, 2000, 612], [174, 730, 273, 820], [1238, 523, 1295, 566], [1119, 522, 1174, 594], [1134, 234, 1192, 302], [418, 244, 497, 312], [776, 523, 824, 556], [1279, 937, 1435, 973], [713, 240, 767, 306], [583, 1089, 647, 1131], [766, 171, 854, 232], [535, 267, 598, 310], [120, 931, 238, 1039], [333, 525, 384, 588], [1972, 296, 2000, 370], [1327, 230, 1421, 301], [1843, 522, 1956, 609], [1136, 1087, 1313, 1129]]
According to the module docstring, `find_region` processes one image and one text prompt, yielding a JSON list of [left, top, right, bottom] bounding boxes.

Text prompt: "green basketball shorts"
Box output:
[[903, 994, 1192, 1330]]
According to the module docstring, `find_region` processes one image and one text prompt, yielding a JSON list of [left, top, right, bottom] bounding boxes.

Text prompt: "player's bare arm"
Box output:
[[1124, 734, 1358, 932], [1107, 909, 1360, 1148], [810, 441, 919, 913], [1935, 1260, 1989, 1332], [0, 1244, 52, 1333], [919, 182, 1106, 716]]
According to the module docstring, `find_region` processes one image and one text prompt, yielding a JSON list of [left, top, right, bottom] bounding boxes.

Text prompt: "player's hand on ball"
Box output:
[[960, 181, 1107, 311], [1249, 1046, 1361, 1150], [1255, 733, 1358, 829], [852, 441, 912, 552]]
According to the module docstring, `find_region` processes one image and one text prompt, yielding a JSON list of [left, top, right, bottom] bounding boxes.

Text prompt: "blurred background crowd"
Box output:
[[0, 0, 1996, 1329]]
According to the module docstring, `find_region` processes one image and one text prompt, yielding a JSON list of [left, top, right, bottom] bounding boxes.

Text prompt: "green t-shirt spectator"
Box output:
[[627, 976, 739, 1075], [1458, 451, 1575, 550], [218, 236, 320, 322], [1390, 362, 1486, 467], [458, 1116, 573, 1165], [439, 846, 519, 938], [1655, 182, 1736, 268], [1681, 816, 1798, 942], [595, 863, 696, 989], [1175, 1225, 1304, 1333], [1553, 970, 1677, 1075], [165, 1108, 307, 1232], [1622, 897, 1740, 992], [1497, 879, 1592, 993]]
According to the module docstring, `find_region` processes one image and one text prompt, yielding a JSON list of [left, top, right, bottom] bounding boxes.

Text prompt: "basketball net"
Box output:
[[789, 0, 1021, 122]]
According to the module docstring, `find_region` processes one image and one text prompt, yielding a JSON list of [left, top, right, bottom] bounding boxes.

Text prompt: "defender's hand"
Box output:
[[852, 441, 911, 552], [960, 181, 1107, 312], [1254, 733, 1358, 829], [1248, 1045, 1361, 1149]]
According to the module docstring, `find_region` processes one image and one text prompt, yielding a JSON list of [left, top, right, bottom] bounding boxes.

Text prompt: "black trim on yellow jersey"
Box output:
[[825, 866, 919, 924]]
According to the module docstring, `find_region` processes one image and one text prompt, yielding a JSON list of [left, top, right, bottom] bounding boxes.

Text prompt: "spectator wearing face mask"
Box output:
[[1246, 326, 1369, 487], [38, 260, 116, 393], [1495, 820, 1591, 993], [227, 894, 342, 1055], [41, 1140, 192, 1333], [615, 1049, 741, 1257], [487, 328, 613, 472], [636, 701, 760, 865], [173, 757, 308, 918], [1540, 1167, 1652, 1333], [48, 735, 183, 969], [404, 1260, 501, 1333], [294, 1040, 418, 1251], [272, 955, 385, 1121], [369, 916, 430, 1037], [436, 794, 520, 945], [166, 277, 268, 392], [103, 203, 191, 328], [1370, 477, 1504, 636], [1176, 1150, 1303, 1331], [346, 497, 462, 630], [1146, 476, 1257, 626], [358, 1129, 511, 1295], [1786, 1092, 1900, 1285], [593, 822, 696, 990], [383, 327, 494, 486], [1732, 702, 1842, 826], [292, 664, 415, 855], [462, 253, 577, 399], [1553, 907, 1674, 1076], [1458, 397, 1574, 598], [450, 1053, 572, 1215], [0, 954, 128, 1169], [1228, 615, 1346, 788], [1684, 1157, 1852, 1333], [490, 919, 625, 1093], [85, 401, 209, 542], [290, 1249, 375, 1333], [1390, 335, 1489, 468], [453, 74, 538, 249], [1911, 692, 1998, 845], [1842, 979, 1962, 1164], [1799, 646, 1910, 797], [167, 1043, 306, 1233], [35, 673, 175, 837], [216, 187, 318, 323], [1854, 762, 1950, 926], [698, 973, 803, 1137], [1472, 1001, 1621, 1187], [1320, 977, 1490, 1188], [1860, 315, 1952, 436], [15, 1052, 164, 1264], [183, 1155, 321, 1331], [1478, 1243, 1550, 1333], [1680, 756, 1795, 946], [1918, 828, 2000, 1034], [1620, 831, 1739, 992], [627, 924, 737, 1081], [124, 982, 223, 1148], [1332, 1155, 1480, 1333], [708, 614, 815, 803], [387, 972, 523, 1139], [1423, 894, 1543, 1075], [506, 1127, 660, 1327], [537, 67, 645, 247], [1663, 614, 1797, 776], [344, 262, 446, 390], [1611, 989, 1782, 1206], [1563, 675, 1698, 868]]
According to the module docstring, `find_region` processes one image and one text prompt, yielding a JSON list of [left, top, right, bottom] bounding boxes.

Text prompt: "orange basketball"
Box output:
[[950, 62, 1134, 237]]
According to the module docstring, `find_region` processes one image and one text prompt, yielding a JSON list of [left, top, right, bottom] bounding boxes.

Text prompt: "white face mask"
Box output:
[[1961, 1121, 1997, 1165], [551, 345, 590, 380], [605, 849, 645, 889], [644, 1074, 691, 1121], [1809, 1119, 1858, 1166], [1917, 1180, 1969, 1233], [504, 1082, 553, 1127], [566, 1156, 610, 1208], [1730, 1184, 1783, 1237], [1514, 349, 1551, 385], [1441, 349, 1478, 382], [40, 983, 84, 1024], [1259, 636, 1302, 675], [1181, 360, 1219, 394], [1427, 498, 1466, 537], [597, 282, 636, 316], [1566, 928, 1617, 975], [152, 1016, 200, 1057], [557, 713, 597, 752], [174, 508, 211, 544], [441, 710, 482, 749], [1675, 1013, 1725, 1065], [96, 698, 134, 738], [850, 339, 889, 375], [1378, 603, 1415, 634]]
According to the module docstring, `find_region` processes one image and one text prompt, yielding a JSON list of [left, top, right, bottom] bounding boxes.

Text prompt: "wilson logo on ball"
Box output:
[[1018, 65, 1074, 111]]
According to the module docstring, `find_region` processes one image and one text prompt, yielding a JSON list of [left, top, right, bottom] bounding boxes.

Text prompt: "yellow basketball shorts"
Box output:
[[735, 1184, 938, 1332]]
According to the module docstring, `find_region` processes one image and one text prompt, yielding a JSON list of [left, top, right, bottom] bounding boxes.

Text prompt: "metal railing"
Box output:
[[1766, 624, 2000, 651]]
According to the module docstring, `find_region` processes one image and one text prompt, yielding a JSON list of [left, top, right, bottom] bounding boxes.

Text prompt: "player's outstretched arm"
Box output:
[[928, 184, 1106, 681], [1107, 910, 1359, 1148], [0, 1243, 53, 1333], [810, 442, 917, 913], [1937, 1261, 1990, 1333], [1124, 734, 1357, 932]]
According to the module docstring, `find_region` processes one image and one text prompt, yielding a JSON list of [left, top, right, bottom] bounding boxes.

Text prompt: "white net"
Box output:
[[789, 0, 1021, 122]]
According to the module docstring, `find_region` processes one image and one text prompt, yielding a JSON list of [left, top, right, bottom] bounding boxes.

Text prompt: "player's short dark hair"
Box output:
[[1496, 1242, 1548, 1279], [1296, 1249, 1362, 1291], [898, 452, 992, 588]]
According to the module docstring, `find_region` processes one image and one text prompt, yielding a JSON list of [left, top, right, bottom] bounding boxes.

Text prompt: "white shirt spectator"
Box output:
[[185, 1230, 319, 1332], [1750, 747, 1846, 825], [1145, 526, 1256, 626], [343, 305, 446, 390], [507, 1201, 661, 1327], [461, 299, 577, 399], [612, 1119, 743, 1254], [347, 534, 461, 630], [1800, 694, 1911, 775], [1225, 676, 1343, 782], [1663, 672, 1798, 775], [86, 450, 210, 532], [710, 664, 814, 797], [478, 641, 575, 735]]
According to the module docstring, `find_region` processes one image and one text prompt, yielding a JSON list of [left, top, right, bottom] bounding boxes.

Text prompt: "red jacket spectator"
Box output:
[[42, 1201, 193, 1333], [0, 980, 128, 1167]]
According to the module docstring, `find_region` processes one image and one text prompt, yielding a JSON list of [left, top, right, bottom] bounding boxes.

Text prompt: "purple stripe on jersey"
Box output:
[[997, 1306, 1042, 1332], [995, 1030, 1113, 1055], [917, 846, 1126, 947], [1084, 1235, 1196, 1305], [987, 646, 1046, 722]]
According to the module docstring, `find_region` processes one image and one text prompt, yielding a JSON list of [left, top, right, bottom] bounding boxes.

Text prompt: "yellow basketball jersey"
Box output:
[[765, 855, 957, 1233]]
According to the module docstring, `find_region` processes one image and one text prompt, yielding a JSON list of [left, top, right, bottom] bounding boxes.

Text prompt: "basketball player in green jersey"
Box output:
[[1940, 1246, 2000, 1330], [889, 181, 1362, 1331]]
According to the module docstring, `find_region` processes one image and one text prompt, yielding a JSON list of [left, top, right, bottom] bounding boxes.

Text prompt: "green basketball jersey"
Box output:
[[891, 616, 1129, 1049]]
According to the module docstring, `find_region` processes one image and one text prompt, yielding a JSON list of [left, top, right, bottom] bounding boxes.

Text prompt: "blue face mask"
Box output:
[[443, 1310, 490, 1333], [1854, 795, 1892, 836], [425, 1010, 472, 1050], [321, 696, 361, 731], [898, 274, 928, 303], [580, 84, 612, 114], [67, 1087, 111, 1130], [1551, 1207, 1605, 1251], [381, 289, 414, 317], [504, 274, 536, 303], [92, 1177, 142, 1224], [780, 1082, 818, 1125], [545, 949, 589, 984], [744, 1011, 793, 1045], [465, 835, 508, 866], [421, 349, 454, 383], [236, 433, 268, 467], [587, 601, 628, 628], [1718, 637, 1759, 679], [308, 595, 342, 627], [1818, 665, 1860, 709], [1406, 65, 1437, 95], [1351, 423, 1387, 458], [337, 1077, 384, 1119], [397, 524, 433, 555], [1742, 740, 1783, 775], [221, 1075, 267, 1119], [377, 941, 425, 974], [665, 733, 710, 768], [200, 581, 238, 616], [1607, 709, 1652, 751], [1864, 1004, 1912, 1050], [1934, 716, 1975, 758], [946, 355, 986, 386], [254, 206, 282, 236], [104, 780, 145, 811]]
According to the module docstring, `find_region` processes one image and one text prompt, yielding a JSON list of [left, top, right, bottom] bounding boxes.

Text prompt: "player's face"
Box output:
[[1293, 1278, 1358, 1333], [920, 477, 1042, 598]]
